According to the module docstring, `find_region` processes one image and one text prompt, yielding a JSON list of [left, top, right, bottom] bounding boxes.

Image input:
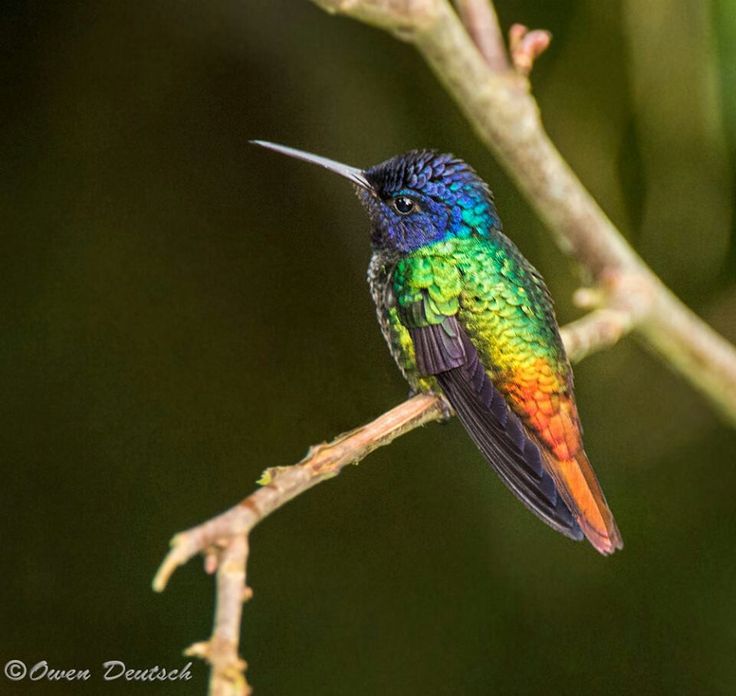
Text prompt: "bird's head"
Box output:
[[252, 141, 500, 254]]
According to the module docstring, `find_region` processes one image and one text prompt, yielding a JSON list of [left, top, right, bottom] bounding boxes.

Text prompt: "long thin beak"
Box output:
[[250, 140, 372, 190]]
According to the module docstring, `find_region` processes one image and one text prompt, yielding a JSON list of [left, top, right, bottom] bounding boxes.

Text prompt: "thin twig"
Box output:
[[153, 393, 445, 593], [508, 23, 552, 76], [186, 535, 251, 696], [453, 0, 509, 71], [561, 308, 634, 362]]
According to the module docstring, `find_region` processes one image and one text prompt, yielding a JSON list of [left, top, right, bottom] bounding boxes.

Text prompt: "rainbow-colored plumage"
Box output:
[[390, 235, 577, 460], [254, 141, 623, 555]]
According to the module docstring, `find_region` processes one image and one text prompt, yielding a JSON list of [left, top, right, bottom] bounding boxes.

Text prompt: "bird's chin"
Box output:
[[354, 186, 384, 224], [354, 184, 379, 204]]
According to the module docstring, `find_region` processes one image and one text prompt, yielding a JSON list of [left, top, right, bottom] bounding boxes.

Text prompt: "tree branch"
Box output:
[[312, 0, 736, 424], [152, 303, 639, 693], [155, 1, 736, 693], [453, 0, 509, 71], [153, 393, 450, 695], [185, 535, 251, 696], [153, 393, 445, 595]]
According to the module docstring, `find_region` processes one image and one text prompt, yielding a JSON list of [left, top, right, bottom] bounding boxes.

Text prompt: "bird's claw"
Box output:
[[408, 388, 453, 423], [436, 394, 453, 423]]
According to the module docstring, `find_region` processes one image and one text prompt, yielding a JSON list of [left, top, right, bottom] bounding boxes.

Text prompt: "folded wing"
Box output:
[[410, 315, 585, 541]]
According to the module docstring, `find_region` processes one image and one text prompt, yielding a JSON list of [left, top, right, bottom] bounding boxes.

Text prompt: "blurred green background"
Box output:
[[3, 1, 736, 694]]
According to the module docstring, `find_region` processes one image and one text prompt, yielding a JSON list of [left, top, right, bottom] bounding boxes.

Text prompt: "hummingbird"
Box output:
[[252, 140, 623, 555]]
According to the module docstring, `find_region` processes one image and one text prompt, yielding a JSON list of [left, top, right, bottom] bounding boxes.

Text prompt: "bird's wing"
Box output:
[[393, 254, 584, 542]]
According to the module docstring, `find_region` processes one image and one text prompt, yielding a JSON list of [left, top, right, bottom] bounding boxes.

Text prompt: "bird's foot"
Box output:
[[407, 388, 453, 422], [435, 394, 453, 423]]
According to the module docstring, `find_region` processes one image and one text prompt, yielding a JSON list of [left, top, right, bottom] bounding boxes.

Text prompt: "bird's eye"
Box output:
[[392, 196, 415, 215]]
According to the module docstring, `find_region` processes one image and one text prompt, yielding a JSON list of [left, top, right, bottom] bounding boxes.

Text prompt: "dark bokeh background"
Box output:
[[3, 1, 736, 694]]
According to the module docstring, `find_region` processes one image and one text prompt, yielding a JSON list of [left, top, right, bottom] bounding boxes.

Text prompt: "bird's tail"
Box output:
[[541, 448, 623, 555]]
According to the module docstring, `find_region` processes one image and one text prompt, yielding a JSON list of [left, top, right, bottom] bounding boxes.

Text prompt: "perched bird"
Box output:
[[252, 141, 623, 555]]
